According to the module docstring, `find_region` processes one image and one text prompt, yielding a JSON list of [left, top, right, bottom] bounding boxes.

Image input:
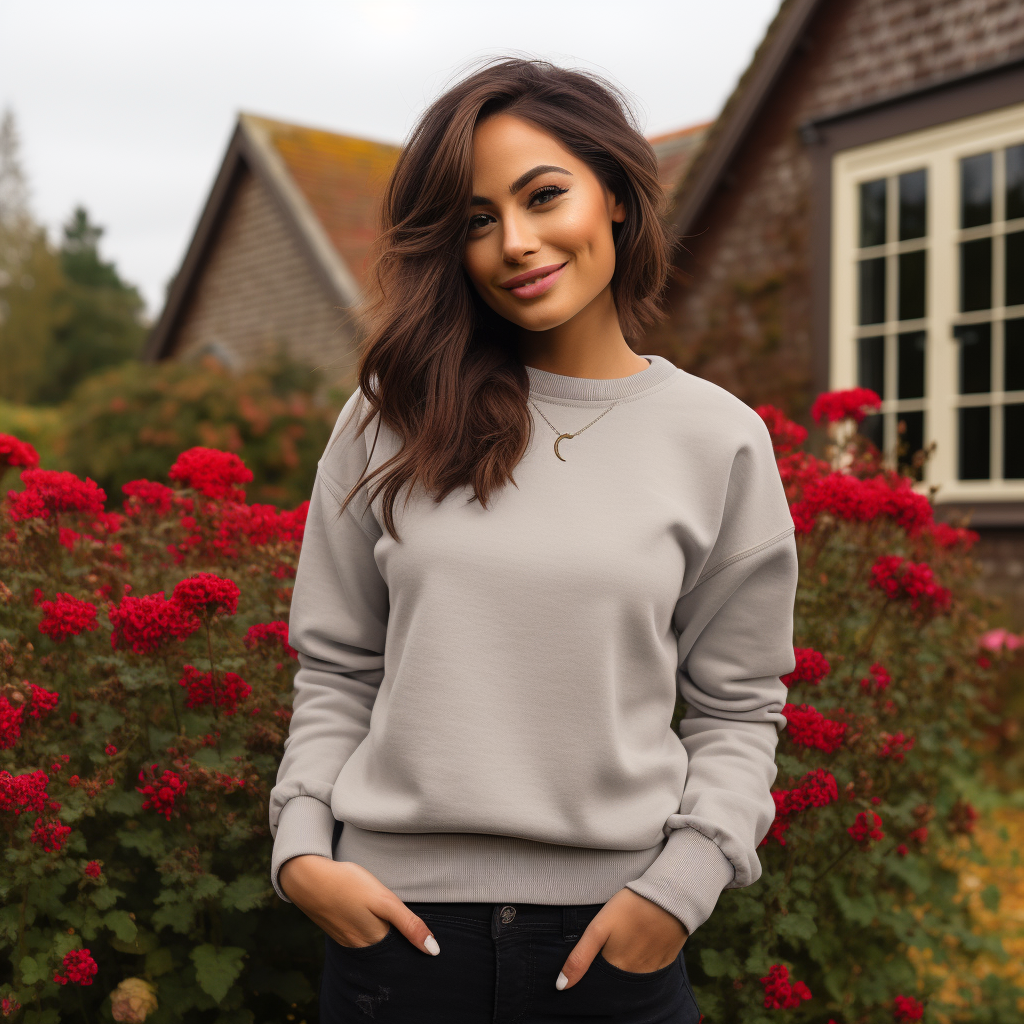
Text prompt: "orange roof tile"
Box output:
[[648, 121, 713, 195]]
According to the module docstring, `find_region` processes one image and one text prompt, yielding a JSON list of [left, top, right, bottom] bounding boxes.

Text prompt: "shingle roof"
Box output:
[[246, 115, 401, 289], [648, 121, 713, 201]]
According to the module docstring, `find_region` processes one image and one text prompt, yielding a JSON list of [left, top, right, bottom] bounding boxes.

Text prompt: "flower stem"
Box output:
[[205, 621, 222, 757]]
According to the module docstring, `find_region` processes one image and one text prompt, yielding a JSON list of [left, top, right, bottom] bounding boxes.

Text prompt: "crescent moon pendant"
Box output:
[[554, 433, 574, 461]]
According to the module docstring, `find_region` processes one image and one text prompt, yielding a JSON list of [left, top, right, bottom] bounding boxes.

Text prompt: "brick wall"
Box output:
[[169, 167, 357, 386], [645, 0, 1024, 418]]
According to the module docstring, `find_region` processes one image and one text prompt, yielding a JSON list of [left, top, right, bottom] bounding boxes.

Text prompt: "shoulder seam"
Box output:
[[317, 469, 379, 540], [693, 526, 796, 589]]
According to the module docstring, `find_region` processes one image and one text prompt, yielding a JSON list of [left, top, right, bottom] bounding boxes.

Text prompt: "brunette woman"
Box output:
[[269, 57, 798, 1023]]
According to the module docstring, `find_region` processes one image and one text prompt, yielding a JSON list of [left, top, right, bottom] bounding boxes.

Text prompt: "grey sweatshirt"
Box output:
[[268, 355, 798, 935]]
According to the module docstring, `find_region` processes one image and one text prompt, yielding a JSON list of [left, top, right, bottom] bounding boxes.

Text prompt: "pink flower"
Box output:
[[783, 703, 847, 753], [53, 948, 98, 986], [811, 387, 881, 424], [244, 621, 298, 659], [7, 469, 105, 521], [109, 592, 200, 654], [172, 573, 240, 618], [168, 447, 253, 501], [759, 964, 812, 1009], [979, 627, 1023, 652], [38, 593, 99, 642], [780, 647, 830, 688]]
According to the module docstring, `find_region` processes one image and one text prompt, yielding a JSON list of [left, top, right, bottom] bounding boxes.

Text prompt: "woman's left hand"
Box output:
[[556, 888, 689, 990]]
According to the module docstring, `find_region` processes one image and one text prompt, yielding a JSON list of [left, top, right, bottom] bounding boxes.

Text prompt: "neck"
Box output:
[[516, 283, 649, 380]]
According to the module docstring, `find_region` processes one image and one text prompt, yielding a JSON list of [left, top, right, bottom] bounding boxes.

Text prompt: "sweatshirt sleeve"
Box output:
[[626, 406, 798, 936], [268, 392, 389, 903]]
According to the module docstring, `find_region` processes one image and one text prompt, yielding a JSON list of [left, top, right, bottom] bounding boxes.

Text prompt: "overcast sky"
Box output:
[[0, 0, 780, 316]]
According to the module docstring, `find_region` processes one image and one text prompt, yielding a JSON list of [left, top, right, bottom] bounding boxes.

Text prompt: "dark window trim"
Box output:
[[802, 56, 1024, 413]]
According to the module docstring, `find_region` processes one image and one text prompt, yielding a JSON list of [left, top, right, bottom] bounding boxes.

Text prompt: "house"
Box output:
[[144, 113, 708, 390], [142, 114, 402, 384], [648, 0, 1024, 617]]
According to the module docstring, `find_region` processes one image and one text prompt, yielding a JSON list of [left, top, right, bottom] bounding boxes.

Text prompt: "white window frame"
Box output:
[[830, 100, 1024, 506]]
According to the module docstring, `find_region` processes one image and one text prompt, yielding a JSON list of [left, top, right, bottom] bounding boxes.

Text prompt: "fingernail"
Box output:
[[556, 972, 568, 991], [424, 934, 440, 956]]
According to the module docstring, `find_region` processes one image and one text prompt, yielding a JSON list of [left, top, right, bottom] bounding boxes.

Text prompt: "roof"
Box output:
[[648, 121, 713, 200]]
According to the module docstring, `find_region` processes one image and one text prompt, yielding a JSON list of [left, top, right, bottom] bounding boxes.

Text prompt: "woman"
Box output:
[[269, 57, 798, 1023]]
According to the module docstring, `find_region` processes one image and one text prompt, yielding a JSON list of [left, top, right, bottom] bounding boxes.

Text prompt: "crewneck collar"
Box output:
[[525, 354, 678, 402]]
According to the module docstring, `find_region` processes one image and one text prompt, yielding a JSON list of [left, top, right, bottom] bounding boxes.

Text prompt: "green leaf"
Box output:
[[116, 826, 167, 859], [981, 884, 1001, 912], [103, 909, 138, 943], [152, 901, 196, 935], [104, 789, 144, 815], [700, 947, 735, 978], [89, 886, 122, 910], [191, 944, 247, 1004], [220, 875, 272, 912], [19, 955, 46, 985], [774, 911, 817, 941], [145, 946, 175, 977]]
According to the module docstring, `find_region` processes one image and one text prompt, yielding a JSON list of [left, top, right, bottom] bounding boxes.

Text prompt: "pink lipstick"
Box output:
[[499, 261, 568, 299]]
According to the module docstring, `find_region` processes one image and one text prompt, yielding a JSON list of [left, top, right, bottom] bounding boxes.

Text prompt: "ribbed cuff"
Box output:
[[270, 796, 338, 903], [625, 827, 736, 936]]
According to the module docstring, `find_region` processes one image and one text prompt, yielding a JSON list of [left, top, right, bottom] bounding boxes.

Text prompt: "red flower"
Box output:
[[121, 479, 174, 515], [896, 843, 909, 857], [762, 768, 838, 846], [893, 994, 925, 1021], [908, 826, 928, 846], [949, 799, 978, 835], [848, 810, 885, 847], [759, 964, 812, 1009], [0, 434, 40, 471], [244, 621, 298, 659], [878, 731, 915, 763], [930, 521, 979, 550], [869, 555, 952, 614], [783, 703, 847, 753], [178, 665, 252, 715], [780, 647, 830, 688], [109, 592, 200, 654], [38, 593, 99, 642], [790, 471, 933, 537], [859, 661, 891, 694], [27, 684, 59, 719], [169, 447, 253, 501], [0, 769, 50, 814], [6, 469, 105, 521], [755, 405, 808, 454], [30, 816, 72, 852], [811, 387, 881, 424], [172, 573, 240, 618], [136, 765, 188, 820], [0, 697, 24, 750], [83, 860, 102, 879], [53, 948, 98, 986]]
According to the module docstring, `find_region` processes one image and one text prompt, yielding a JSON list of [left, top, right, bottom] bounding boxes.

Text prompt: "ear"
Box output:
[[607, 189, 626, 224]]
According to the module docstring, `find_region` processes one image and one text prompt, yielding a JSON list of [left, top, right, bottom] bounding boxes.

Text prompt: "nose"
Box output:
[[501, 209, 540, 264]]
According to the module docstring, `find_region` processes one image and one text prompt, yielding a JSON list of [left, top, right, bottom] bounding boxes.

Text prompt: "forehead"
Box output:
[[470, 113, 581, 180]]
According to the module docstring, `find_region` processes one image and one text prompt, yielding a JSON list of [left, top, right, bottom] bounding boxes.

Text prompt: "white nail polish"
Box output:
[[556, 972, 568, 991], [424, 934, 440, 956]]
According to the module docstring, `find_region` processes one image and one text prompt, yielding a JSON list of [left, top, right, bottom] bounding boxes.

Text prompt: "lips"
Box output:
[[499, 261, 568, 299]]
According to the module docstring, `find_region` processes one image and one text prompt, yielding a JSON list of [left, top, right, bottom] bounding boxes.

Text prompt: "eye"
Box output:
[[529, 185, 569, 207], [468, 213, 495, 232]]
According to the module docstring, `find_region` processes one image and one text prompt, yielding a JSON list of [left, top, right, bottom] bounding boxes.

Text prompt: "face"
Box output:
[[462, 112, 626, 333]]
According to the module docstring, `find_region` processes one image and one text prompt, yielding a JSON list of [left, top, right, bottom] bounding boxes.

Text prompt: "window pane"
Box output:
[[961, 151, 993, 228], [860, 178, 887, 247], [859, 257, 886, 324], [1004, 404, 1024, 479], [897, 410, 924, 481], [1006, 231, 1024, 307], [955, 322, 991, 394], [1006, 318, 1024, 392], [898, 250, 926, 319], [897, 331, 926, 399], [857, 335, 885, 398], [898, 169, 927, 239], [959, 406, 990, 479], [858, 412, 884, 452], [960, 238, 992, 311], [1007, 144, 1024, 222]]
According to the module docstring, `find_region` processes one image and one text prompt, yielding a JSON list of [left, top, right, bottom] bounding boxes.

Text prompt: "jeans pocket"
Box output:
[[329, 922, 396, 955], [593, 949, 679, 982]]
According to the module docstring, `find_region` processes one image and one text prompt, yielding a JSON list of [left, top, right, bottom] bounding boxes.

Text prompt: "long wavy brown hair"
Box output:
[[342, 57, 673, 536]]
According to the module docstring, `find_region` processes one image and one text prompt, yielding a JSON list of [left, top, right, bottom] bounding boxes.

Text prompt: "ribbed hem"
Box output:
[[625, 827, 736, 936], [526, 354, 678, 402], [270, 796, 338, 903], [336, 823, 667, 905]]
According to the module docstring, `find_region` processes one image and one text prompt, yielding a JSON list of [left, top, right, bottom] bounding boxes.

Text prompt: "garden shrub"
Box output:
[[0, 387, 1021, 1023]]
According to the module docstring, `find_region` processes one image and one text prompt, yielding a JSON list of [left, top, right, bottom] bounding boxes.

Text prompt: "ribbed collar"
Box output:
[[525, 354, 678, 402]]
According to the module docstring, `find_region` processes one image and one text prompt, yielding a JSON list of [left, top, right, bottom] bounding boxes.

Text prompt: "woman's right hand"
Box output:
[[279, 856, 441, 955]]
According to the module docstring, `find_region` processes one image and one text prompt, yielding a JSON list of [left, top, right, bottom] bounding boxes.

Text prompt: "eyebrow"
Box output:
[[470, 165, 573, 206]]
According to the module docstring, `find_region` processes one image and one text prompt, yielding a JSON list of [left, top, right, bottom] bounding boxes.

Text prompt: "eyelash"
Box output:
[[468, 185, 569, 231]]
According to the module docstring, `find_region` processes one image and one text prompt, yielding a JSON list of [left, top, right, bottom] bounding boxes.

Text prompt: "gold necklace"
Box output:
[[529, 399, 619, 461]]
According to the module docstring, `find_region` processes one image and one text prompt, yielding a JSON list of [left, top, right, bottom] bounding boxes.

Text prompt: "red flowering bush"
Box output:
[[1, 399, 1020, 1022]]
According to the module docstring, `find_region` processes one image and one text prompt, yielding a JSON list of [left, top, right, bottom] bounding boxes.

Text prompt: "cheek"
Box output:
[[549, 201, 616, 263]]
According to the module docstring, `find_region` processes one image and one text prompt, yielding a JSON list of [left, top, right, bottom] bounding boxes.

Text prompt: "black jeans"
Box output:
[[319, 900, 702, 1023]]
